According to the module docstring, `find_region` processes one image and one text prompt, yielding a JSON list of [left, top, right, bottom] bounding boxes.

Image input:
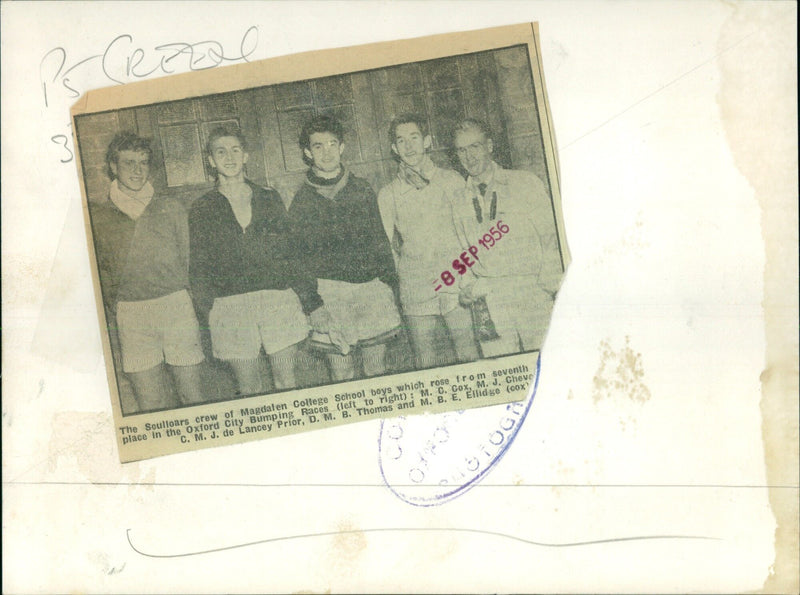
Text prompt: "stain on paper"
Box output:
[[592, 336, 651, 404], [716, 4, 799, 591], [47, 411, 154, 486], [592, 211, 648, 266], [88, 551, 126, 576], [331, 520, 367, 562]]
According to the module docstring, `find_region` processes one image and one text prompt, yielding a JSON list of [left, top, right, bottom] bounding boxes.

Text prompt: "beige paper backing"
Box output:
[[1, 6, 796, 591]]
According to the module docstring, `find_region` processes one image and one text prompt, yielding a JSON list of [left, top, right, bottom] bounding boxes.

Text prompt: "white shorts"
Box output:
[[480, 276, 554, 358], [315, 278, 402, 347], [209, 289, 310, 360], [397, 257, 462, 318], [116, 289, 204, 373], [401, 291, 461, 318]]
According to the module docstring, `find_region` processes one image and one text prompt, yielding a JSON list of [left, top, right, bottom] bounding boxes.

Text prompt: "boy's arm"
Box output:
[[187, 203, 215, 326], [282, 190, 325, 317], [169, 198, 191, 287], [90, 206, 121, 317], [518, 172, 564, 296], [376, 185, 401, 262], [363, 182, 398, 288]]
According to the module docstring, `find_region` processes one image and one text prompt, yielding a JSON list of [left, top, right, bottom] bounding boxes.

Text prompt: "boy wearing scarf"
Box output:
[[91, 132, 205, 412], [288, 116, 401, 381], [377, 114, 479, 369]]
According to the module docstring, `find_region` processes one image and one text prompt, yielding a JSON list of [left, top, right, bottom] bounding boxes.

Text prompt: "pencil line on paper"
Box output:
[[126, 527, 719, 559], [6, 481, 798, 488], [6, 419, 108, 484], [560, 9, 793, 151]]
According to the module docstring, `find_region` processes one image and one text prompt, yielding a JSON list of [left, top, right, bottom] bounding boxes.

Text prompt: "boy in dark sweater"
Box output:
[[288, 115, 401, 381], [189, 126, 321, 395], [91, 132, 205, 412]]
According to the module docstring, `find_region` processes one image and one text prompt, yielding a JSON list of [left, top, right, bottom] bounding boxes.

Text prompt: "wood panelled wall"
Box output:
[[77, 45, 549, 209]]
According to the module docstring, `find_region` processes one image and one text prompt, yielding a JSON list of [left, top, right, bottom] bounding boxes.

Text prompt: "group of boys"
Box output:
[[93, 113, 560, 412]]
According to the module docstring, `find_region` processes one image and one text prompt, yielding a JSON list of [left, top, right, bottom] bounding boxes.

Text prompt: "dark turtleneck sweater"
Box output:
[[288, 167, 397, 288]]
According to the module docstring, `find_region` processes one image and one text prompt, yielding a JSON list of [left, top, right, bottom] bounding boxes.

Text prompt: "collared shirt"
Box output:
[[188, 181, 322, 320], [377, 157, 466, 306], [451, 161, 564, 294]]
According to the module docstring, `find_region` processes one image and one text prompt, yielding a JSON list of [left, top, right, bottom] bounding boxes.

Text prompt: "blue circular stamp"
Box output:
[[378, 355, 540, 506]]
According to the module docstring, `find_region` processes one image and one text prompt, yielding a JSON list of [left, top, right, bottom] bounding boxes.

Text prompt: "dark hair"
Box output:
[[299, 115, 344, 151], [453, 118, 493, 143], [298, 115, 345, 166], [205, 124, 247, 156], [105, 132, 152, 180], [389, 113, 428, 145]]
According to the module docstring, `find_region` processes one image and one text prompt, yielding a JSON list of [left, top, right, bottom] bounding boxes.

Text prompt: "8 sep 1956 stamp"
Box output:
[[432, 220, 511, 293], [71, 23, 568, 462]]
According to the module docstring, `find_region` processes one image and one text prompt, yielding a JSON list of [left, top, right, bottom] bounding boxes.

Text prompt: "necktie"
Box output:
[[473, 183, 496, 223], [472, 196, 483, 223]]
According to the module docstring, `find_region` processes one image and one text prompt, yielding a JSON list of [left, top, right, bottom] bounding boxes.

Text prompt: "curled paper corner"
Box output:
[[70, 91, 90, 119]]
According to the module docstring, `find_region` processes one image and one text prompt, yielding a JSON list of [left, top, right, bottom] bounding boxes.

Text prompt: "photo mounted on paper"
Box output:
[[71, 23, 569, 462]]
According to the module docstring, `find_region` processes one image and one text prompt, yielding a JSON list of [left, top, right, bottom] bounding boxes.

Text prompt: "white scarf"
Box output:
[[109, 179, 154, 220], [397, 155, 435, 190]]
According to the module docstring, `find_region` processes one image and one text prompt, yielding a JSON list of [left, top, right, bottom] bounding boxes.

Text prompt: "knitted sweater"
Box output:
[[189, 180, 323, 320], [90, 195, 191, 310], [288, 168, 397, 287]]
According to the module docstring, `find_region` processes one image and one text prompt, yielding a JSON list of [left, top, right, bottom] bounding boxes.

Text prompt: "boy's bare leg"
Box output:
[[129, 364, 177, 411], [327, 352, 356, 382], [171, 362, 206, 405], [361, 343, 387, 377], [444, 306, 480, 362], [227, 358, 266, 396], [405, 314, 445, 369], [269, 343, 300, 390]]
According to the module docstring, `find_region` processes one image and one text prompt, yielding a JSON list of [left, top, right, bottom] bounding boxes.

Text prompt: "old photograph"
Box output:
[[72, 24, 568, 460]]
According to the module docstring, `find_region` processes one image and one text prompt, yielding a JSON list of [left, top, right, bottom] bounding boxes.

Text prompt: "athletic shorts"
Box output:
[[209, 289, 310, 360], [314, 278, 402, 348], [116, 289, 204, 373], [401, 290, 461, 318], [396, 256, 462, 318], [479, 276, 554, 358]]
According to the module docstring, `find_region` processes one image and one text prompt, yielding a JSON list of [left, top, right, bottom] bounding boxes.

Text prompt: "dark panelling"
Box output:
[[157, 99, 196, 124], [276, 108, 315, 173], [314, 75, 354, 109], [274, 80, 313, 110], [160, 123, 205, 187]]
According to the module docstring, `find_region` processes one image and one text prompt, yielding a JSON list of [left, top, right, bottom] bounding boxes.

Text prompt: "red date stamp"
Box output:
[[433, 220, 510, 291]]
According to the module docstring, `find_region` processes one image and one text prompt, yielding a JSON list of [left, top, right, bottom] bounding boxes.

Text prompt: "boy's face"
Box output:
[[392, 122, 431, 169], [111, 150, 150, 193], [454, 127, 493, 179], [304, 131, 344, 175], [207, 136, 248, 179]]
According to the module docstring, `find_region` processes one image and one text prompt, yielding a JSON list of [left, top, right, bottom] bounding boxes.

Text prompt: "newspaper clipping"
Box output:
[[71, 23, 569, 462]]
